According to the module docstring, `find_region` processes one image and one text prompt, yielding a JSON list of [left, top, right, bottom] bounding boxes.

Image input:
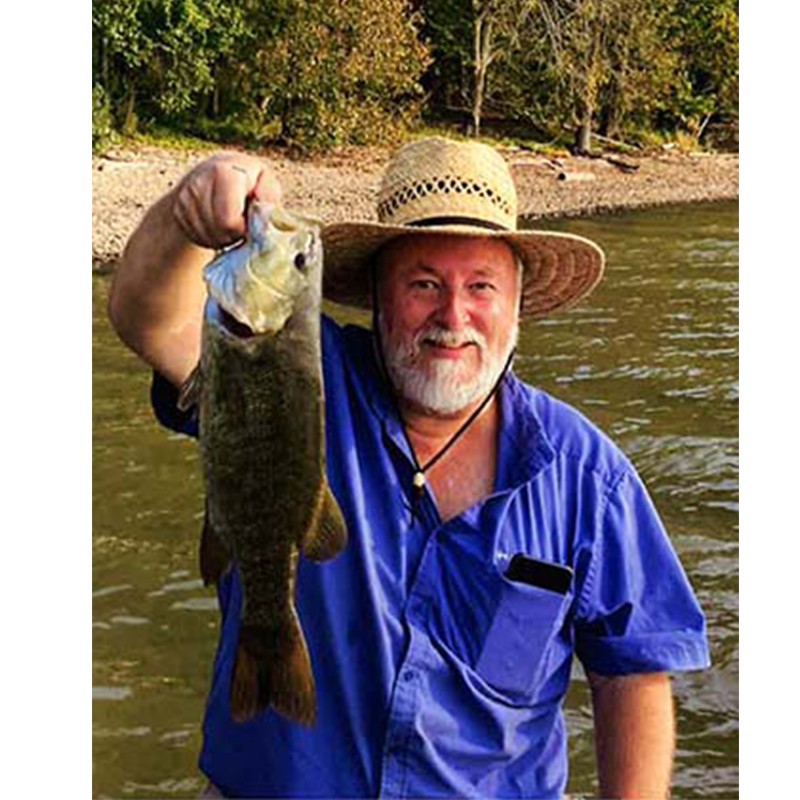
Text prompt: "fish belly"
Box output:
[[200, 320, 325, 625]]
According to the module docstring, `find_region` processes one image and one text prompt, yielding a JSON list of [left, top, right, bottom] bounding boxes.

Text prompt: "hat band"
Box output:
[[406, 216, 509, 232]]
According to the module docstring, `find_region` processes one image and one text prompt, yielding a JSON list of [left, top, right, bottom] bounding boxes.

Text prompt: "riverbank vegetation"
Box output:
[[92, 0, 738, 155]]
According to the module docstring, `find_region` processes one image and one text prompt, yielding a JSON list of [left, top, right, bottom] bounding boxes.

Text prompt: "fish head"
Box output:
[[204, 202, 322, 335]]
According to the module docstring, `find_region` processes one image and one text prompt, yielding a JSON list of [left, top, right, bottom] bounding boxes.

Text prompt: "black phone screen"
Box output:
[[505, 554, 573, 595]]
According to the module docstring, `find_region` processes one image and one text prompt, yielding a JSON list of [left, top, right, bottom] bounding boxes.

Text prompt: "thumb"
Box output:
[[251, 167, 283, 206]]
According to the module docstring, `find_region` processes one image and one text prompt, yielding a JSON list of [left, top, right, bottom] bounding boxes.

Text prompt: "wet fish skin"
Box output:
[[184, 202, 347, 726]]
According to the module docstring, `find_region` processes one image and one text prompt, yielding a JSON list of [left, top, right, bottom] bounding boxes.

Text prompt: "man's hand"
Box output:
[[108, 152, 282, 386], [172, 152, 283, 249], [587, 670, 675, 799]]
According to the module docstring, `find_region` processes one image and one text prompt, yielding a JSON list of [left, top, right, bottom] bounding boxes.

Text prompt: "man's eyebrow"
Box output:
[[407, 265, 499, 275], [403, 263, 504, 279], [404, 263, 439, 276]]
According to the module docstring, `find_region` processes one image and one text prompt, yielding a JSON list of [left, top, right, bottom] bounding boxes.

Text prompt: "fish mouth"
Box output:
[[218, 308, 257, 339], [207, 300, 266, 340]]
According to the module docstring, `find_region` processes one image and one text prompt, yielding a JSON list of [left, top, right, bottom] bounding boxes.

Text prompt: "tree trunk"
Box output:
[[472, 10, 493, 138], [472, 69, 484, 137], [122, 83, 137, 135], [101, 35, 109, 91], [599, 76, 622, 139], [574, 100, 592, 155]]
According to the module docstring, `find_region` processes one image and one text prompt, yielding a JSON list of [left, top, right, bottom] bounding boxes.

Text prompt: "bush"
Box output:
[[92, 85, 117, 153], [247, 1, 430, 151], [92, 0, 430, 153]]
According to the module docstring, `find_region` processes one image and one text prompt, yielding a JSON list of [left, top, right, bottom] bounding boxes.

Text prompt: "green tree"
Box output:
[[602, 2, 679, 138], [419, 0, 537, 136], [247, 0, 430, 149], [92, 0, 249, 131], [470, 1, 536, 136], [509, 0, 682, 151], [535, 0, 619, 152], [418, 0, 473, 115], [669, 0, 738, 141], [93, 0, 153, 132]]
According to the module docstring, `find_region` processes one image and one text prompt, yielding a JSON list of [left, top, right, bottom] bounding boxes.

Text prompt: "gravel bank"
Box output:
[[92, 142, 738, 270]]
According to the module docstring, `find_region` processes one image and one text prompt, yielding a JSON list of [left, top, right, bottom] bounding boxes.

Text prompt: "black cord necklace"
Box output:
[[370, 272, 514, 505]]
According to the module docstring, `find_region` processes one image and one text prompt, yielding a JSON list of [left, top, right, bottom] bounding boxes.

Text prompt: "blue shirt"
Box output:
[[152, 316, 710, 799]]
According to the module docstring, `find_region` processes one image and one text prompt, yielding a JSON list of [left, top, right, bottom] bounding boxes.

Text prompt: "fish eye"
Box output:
[[294, 252, 307, 272]]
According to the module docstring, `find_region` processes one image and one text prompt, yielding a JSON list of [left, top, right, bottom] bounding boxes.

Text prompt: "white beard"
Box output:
[[379, 318, 518, 417]]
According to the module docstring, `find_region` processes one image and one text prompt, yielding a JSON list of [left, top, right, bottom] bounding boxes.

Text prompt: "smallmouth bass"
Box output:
[[179, 201, 348, 725]]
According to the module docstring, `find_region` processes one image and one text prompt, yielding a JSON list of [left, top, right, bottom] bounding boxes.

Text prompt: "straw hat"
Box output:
[[321, 137, 605, 318]]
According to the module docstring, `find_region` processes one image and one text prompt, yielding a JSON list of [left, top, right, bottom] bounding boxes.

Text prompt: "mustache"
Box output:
[[412, 325, 487, 353]]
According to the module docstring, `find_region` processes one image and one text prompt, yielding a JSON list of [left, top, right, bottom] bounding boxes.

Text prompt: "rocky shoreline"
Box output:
[[92, 142, 738, 270]]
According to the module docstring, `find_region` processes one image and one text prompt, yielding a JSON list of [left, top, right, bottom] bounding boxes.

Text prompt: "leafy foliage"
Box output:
[[92, 0, 738, 151], [242, 0, 430, 149], [92, 84, 117, 152], [668, 0, 739, 138]]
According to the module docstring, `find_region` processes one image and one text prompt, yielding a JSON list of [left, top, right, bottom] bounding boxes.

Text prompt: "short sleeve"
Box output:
[[574, 470, 710, 675], [150, 370, 199, 438]]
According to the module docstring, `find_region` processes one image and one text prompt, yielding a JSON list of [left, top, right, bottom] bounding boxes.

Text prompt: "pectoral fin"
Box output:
[[302, 483, 347, 562], [177, 363, 202, 412]]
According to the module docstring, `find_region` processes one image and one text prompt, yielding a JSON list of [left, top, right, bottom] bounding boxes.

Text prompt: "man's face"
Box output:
[[376, 234, 520, 418]]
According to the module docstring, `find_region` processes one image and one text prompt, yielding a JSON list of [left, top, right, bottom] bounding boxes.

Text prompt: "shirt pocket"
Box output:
[[475, 571, 571, 697]]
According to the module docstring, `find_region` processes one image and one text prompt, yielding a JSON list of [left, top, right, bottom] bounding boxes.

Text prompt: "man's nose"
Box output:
[[436, 289, 469, 329]]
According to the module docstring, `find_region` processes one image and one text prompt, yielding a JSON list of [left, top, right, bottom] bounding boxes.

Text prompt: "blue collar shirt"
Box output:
[[151, 316, 710, 799]]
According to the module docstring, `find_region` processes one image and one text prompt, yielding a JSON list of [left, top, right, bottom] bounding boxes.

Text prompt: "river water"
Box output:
[[93, 200, 738, 798]]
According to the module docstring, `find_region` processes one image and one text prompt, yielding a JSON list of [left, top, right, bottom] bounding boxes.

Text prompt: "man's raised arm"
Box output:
[[107, 153, 282, 387]]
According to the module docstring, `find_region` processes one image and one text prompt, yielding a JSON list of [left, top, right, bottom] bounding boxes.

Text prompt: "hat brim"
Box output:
[[321, 221, 605, 319]]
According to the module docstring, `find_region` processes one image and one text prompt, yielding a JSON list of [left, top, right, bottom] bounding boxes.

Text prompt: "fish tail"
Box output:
[[230, 607, 316, 726]]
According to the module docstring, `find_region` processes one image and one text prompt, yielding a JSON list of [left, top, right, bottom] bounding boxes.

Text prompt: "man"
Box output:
[[109, 137, 710, 798]]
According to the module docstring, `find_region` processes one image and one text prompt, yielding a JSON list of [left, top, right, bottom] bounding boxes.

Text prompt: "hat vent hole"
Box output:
[[380, 172, 514, 221]]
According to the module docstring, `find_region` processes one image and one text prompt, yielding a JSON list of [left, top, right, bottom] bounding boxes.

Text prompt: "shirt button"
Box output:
[[402, 669, 416, 683]]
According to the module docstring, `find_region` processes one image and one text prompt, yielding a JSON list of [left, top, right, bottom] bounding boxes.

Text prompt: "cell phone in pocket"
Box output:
[[504, 554, 573, 595]]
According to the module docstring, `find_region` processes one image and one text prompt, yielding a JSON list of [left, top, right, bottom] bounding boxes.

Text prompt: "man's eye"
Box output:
[[411, 280, 438, 290], [471, 282, 495, 292]]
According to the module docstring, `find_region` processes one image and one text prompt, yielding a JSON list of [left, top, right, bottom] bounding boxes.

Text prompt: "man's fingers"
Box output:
[[172, 153, 282, 250], [252, 167, 283, 205], [174, 179, 217, 249], [209, 163, 254, 245]]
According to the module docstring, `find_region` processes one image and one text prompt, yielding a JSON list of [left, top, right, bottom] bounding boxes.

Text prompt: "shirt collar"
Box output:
[[348, 327, 412, 445], [495, 371, 555, 491]]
